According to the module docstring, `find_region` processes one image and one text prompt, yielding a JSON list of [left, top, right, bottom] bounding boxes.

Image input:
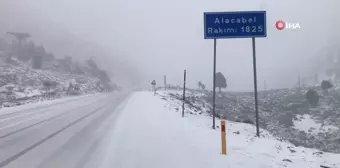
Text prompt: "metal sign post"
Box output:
[[204, 11, 266, 137], [212, 39, 217, 129], [252, 37, 260, 137]]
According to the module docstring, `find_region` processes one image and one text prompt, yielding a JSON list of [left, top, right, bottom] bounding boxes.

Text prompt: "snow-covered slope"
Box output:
[[101, 91, 340, 168], [0, 57, 113, 108], [157, 90, 340, 168], [159, 88, 340, 153]]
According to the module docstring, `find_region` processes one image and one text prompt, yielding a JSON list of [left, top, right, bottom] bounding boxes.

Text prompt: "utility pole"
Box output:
[[298, 75, 301, 94], [182, 70, 186, 118]]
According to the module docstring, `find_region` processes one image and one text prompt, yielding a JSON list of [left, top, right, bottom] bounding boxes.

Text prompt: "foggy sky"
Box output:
[[1, 0, 339, 91]]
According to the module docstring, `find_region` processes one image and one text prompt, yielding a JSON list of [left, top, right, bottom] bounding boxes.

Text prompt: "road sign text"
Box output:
[[204, 11, 267, 39]]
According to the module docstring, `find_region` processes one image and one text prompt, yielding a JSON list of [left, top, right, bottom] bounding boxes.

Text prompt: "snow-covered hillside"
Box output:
[[103, 91, 340, 168], [153, 90, 340, 168], [157, 88, 340, 154], [0, 56, 114, 109]]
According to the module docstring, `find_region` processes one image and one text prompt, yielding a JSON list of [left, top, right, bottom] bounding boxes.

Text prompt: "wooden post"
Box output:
[[221, 120, 227, 155]]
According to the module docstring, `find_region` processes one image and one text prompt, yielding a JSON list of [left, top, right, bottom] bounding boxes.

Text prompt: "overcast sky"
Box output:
[[0, 0, 339, 91]]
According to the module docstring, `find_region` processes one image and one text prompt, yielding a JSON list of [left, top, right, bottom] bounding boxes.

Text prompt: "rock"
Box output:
[[313, 151, 323, 155], [289, 149, 296, 153], [233, 131, 240, 134], [320, 165, 331, 168], [282, 159, 292, 163], [242, 119, 254, 125]]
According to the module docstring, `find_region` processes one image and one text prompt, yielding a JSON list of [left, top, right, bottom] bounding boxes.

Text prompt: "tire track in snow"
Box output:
[[0, 102, 109, 168]]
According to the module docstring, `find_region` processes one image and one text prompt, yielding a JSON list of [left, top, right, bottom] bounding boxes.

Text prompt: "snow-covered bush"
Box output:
[[306, 89, 319, 107]]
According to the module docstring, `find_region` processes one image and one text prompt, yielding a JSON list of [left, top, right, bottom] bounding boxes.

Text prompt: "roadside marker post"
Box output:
[[164, 75, 167, 91], [221, 120, 227, 155], [204, 11, 266, 136]]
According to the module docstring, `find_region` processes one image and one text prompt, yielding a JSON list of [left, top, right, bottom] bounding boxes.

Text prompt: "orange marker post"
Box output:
[[221, 120, 227, 155]]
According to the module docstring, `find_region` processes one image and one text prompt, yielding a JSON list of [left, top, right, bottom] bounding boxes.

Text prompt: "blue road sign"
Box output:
[[204, 11, 266, 39]]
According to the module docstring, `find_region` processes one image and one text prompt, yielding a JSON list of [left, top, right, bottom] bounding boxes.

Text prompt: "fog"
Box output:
[[1, 0, 339, 91]]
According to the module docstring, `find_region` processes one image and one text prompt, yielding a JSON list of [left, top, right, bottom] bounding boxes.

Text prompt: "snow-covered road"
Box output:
[[101, 92, 214, 168], [0, 91, 130, 168]]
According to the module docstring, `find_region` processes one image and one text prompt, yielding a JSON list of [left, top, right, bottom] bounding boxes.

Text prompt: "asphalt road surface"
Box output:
[[0, 92, 130, 168]]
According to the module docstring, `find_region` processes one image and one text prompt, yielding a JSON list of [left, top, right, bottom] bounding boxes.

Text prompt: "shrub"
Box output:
[[321, 80, 333, 91], [306, 89, 319, 107]]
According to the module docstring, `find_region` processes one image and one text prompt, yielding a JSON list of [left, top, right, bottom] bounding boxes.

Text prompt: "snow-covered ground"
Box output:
[[157, 89, 340, 153], [101, 91, 340, 168], [293, 114, 339, 135]]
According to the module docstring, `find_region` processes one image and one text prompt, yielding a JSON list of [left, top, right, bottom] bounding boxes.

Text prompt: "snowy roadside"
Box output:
[[158, 89, 340, 153], [155, 90, 340, 168]]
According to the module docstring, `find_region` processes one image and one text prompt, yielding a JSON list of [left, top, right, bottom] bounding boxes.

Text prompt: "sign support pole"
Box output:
[[252, 37, 260, 137], [212, 38, 217, 129], [204, 11, 266, 135]]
